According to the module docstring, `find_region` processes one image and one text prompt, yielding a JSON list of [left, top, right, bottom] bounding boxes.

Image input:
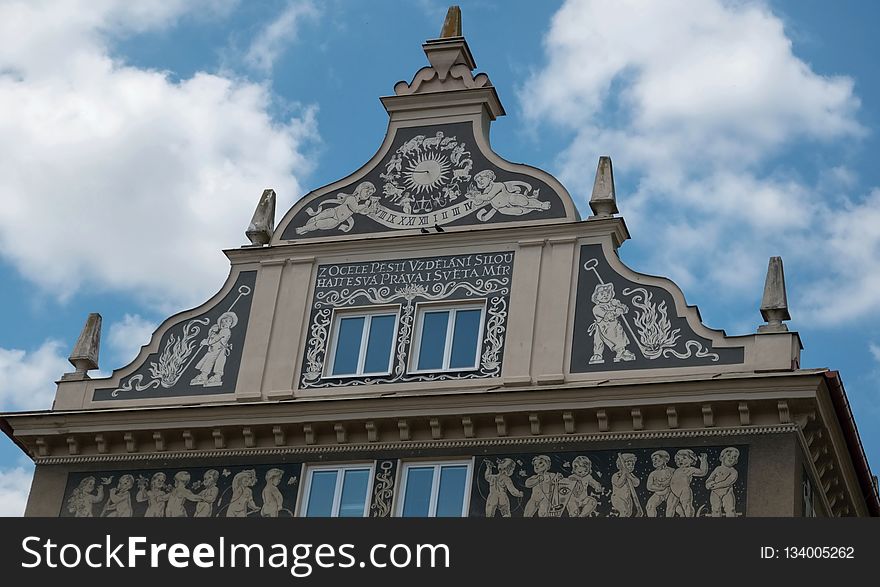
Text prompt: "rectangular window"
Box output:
[[411, 304, 484, 373], [397, 461, 472, 517], [327, 309, 398, 377], [300, 464, 373, 517]]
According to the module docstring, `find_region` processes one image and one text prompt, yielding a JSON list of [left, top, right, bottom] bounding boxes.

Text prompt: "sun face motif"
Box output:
[[404, 153, 450, 194]]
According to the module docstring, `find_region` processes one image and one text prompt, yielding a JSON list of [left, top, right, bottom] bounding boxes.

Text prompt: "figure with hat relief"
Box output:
[[588, 283, 637, 365], [190, 311, 238, 387]]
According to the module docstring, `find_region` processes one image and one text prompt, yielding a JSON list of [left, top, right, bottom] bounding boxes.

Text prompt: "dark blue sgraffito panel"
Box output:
[[94, 271, 257, 400], [471, 445, 748, 518]]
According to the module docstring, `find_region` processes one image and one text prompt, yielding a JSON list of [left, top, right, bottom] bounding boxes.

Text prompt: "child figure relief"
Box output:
[[67, 476, 108, 517], [295, 182, 378, 235], [589, 283, 637, 365], [524, 455, 563, 517], [226, 469, 259, 517], [165, 471, 200, 518], [705, 447, 740, 517], [466, 170, 550, 221], [668, 450, 709, 517], [563, 456, 605, 517], [101, 474, 134, 518], [611, 453, 643, 517], [136, 472, 171, 518], [645, 450, 675, 517], [261, 468, 285, 517], [484, 458, 523, 517], [194, 470, 220, 517], [190, 311, 237, 387]]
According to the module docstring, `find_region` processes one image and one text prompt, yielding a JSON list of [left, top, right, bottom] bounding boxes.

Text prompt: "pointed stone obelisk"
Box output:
[[420, 5, 474, 83], [589, 156, 618, 218], [758, 256, 791, 333], [245, 188, 276, 246], [440, 5, 462, 37], [66, 313, 102, 379]]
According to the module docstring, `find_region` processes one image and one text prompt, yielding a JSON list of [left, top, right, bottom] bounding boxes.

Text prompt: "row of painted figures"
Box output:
[[67, 468, 296, 518], [484, 447, 741, 517]]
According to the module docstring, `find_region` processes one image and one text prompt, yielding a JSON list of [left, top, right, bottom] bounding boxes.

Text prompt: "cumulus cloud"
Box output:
[[803, 189, 880, 323], [870, 343, 880, 364], [0, 0, 318, 311], [245, 0, 319, 73], [522, 0, 875, 324], [107, 314, 159, 367], [0, 341, 67, 410], [0, 466, 32, 516]]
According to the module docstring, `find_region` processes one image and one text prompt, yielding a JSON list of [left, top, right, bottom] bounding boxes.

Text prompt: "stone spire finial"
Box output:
[[246, 188, 276, 246], [589, 156, 618, 218], [758, 256, 791, 333], [440, 6, 462, 38], [67, 313, 102, 377]]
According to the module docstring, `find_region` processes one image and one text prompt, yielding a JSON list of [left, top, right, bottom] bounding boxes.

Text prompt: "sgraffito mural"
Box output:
[[470, 446, 748, 518], [281, 122, 568, 240], [571, 245, 744, 372], [300, 251, 513, 388], [94, 271, 257, 400], [61, 463, 302, 518], [369, 460, 398, 518], [58, 446, 747, 518]]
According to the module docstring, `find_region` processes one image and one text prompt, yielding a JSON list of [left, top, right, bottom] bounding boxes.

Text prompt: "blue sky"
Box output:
[[1, 0, 879, 515]]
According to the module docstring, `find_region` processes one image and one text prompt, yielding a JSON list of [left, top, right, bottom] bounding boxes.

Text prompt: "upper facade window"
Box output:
[[326, 309, 398, 377], [411, 303, 484, 373]]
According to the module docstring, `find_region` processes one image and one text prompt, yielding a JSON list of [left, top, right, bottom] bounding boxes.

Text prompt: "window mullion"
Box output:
[[443, 310, 455, 370], [357, 316, 371, 374], [331, 469, 345, 516], [428, 465, 441, 517]]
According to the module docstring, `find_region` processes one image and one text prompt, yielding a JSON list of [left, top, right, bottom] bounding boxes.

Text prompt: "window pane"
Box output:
[[417, 311, 449, 370], [401, 467, 435, 517], [449, 309, 481, 369], [338, 469, 370, 517], [331, 316, 364, 375], [363, 314, 395, 374], [305, 470, 338, 517], [435, 465, 468, 517]]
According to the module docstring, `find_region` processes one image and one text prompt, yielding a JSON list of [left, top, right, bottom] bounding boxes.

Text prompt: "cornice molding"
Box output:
[[33, 424, 799, 465]]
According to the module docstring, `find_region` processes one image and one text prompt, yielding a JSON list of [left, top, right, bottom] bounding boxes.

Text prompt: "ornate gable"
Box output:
[[274, 20, 579, 243]]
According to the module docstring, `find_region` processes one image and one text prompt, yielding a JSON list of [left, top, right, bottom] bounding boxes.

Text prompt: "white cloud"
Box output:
[[0, 466, 33, 516], [0, 341, 67, 410], [0, 0, 318, 312], [107, 314, 158, 367], [245, 0, 319, 73], [522, 0, 873, 324], [870, 343, 880, 364], [802, 189, 880, 323]]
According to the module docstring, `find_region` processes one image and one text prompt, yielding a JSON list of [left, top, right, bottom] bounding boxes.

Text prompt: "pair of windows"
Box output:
[[326, 304, 484, 378], [300, 461, 472, 517]]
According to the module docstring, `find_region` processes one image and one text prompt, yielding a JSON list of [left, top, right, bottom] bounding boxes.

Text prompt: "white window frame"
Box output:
[[395, 459, 473, 517], [324, 305, 400, 378], [298, 463, 375, 518], [409, 301, 486, 374]]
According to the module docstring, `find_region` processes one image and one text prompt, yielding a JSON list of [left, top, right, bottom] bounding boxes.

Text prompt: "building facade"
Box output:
[[3, 10, 877, 518]]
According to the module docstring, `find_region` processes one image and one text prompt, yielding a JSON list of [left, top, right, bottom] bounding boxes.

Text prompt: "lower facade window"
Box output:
[[397, 461, 472, 517], [300, 464, 373, 517]]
